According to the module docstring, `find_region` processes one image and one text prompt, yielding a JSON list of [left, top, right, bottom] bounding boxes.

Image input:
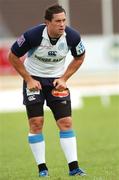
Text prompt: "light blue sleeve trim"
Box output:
[[28, 134, 44, 143], [60, 130, 75, 138], [27, 47, 38, 57]]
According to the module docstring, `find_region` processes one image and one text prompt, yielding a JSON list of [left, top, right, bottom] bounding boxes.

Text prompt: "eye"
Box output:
[[56, 20, 61, 22]]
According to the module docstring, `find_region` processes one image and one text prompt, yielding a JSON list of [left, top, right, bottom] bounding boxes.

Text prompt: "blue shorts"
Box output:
[[23, 76, 71, 120]]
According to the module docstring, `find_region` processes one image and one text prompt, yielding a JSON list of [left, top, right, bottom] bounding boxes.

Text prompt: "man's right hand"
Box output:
[[27, 78, 42, 91], [8, 52, 42, 91]]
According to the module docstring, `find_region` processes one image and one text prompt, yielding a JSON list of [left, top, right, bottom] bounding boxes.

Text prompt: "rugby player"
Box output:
[[9, 4, 86, 177]]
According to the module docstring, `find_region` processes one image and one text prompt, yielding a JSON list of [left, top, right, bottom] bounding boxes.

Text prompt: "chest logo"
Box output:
[[48, 51, 57, 56]]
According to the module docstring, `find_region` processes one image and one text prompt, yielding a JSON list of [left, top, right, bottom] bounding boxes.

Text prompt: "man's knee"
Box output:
[[29, 116, 44, 134], [56, 117, 72, 130]]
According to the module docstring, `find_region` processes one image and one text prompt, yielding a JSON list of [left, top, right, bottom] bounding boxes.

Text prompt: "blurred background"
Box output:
[[0, 0, 119, 111], [0, 2, 119, 179]]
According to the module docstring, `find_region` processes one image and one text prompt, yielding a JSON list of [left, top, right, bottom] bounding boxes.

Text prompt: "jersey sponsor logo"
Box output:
[[76, 41, 85, 55], [17, 35, 25, 47], [51, 88, 69, 98], [34, 54, 63, 62], [48, 51, 57, 56]]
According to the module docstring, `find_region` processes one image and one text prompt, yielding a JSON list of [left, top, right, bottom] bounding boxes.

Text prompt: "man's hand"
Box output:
[[27, 78, 42, 91], [53, 78, 67, 90], [8, 52, 42, 91]]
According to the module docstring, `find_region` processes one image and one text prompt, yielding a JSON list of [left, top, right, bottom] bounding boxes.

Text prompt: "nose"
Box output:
[[60, 21, 65, 27]]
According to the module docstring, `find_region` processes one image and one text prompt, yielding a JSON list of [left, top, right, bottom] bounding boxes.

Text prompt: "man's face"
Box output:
[[46, 12, 66, 37]]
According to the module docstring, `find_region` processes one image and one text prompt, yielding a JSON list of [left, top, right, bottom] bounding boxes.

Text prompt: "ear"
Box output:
[[45, 20, 50, 26]]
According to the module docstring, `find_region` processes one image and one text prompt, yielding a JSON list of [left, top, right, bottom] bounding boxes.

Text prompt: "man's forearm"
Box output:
[[9, 52, 32, 82], [61, 54, 85, 81]]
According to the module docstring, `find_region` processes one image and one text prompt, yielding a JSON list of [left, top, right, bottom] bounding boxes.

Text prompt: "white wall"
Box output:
[[65, 35, 119, 73]]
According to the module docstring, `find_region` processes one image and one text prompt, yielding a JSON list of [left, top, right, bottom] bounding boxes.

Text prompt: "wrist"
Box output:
[[24, 75, 33, 83], [60, 76, 68, 82]]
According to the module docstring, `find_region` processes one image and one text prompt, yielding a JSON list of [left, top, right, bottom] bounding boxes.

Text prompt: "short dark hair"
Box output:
[[44, 4, 66, 21]]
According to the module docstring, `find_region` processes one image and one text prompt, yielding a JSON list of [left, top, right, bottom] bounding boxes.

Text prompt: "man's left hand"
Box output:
[[53, 78, 67, 90]]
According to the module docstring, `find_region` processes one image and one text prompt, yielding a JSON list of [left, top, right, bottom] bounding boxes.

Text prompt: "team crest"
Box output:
[[51, 88, 69, 98], [58, 43, 65, 51]]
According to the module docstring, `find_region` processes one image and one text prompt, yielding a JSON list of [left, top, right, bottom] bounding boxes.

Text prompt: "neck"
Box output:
[[47, 29, 60, 39], [49, 33, 60, 39]]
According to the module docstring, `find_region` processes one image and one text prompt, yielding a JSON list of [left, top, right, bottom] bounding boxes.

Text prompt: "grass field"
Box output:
[[0, 96, 119, 180]]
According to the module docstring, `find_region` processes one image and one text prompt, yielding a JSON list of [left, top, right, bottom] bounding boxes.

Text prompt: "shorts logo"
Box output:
[[51, 88, 69, 98], [28, 95, 36, 101]]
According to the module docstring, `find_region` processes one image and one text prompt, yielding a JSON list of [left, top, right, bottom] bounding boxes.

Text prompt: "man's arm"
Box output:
[[53, 53, 85, 89], [8, 51, 42, 90]]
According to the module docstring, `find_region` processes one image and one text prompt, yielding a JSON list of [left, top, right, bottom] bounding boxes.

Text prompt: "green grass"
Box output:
[[0, 96, 119, 180]]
